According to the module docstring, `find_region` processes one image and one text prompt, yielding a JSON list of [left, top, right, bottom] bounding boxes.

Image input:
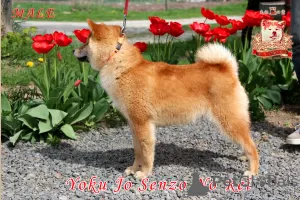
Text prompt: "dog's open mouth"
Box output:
[[77, 56, 89, 62]]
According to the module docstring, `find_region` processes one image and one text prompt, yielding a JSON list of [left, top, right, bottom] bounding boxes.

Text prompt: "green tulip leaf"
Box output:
[[265, 89, 281, 104], [49, 109, 68, 127], [26, 104, 49, 120], [1, 93, 11, 113], [38, 117, 53, 133], [61, 124, 77, 139], [257, 96, 272, 109], [63, 81, 76, 103], [9, 130, 24, 145], [67, 103, 93, 125], [66, 103, 80, 118], [18, 114, 38, 130], [93, 99, 109, 122], [21, 132, 33, 140]]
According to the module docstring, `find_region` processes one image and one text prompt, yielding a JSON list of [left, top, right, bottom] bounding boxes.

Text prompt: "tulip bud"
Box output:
[[57, 51, 63, 61], [74, 80, 81, 87]]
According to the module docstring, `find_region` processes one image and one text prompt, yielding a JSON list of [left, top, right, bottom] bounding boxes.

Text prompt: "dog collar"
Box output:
[[107, 34, 125, 62]]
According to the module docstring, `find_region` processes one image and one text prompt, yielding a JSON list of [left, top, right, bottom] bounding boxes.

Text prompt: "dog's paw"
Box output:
[[134, 171, 148, 180], [124, 166, 136, 176], [124, 166, 152, 180], [243, 170, 257, 178]]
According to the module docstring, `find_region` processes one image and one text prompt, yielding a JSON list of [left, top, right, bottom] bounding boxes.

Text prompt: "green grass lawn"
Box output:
[[13, 2, 247, 22]]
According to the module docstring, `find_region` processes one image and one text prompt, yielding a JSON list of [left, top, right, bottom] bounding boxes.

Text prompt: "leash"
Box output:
[[107, 0, 129, 62], [121, 0, 129, 34]]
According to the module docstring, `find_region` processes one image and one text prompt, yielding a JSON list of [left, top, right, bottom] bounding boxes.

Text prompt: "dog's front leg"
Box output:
[[125, 121, 155, 180]]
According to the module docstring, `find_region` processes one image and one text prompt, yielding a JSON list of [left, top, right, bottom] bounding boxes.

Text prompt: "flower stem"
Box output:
[[43, 53, 49, 100], [71, 89, 79, 98], [78, 61, 82, 74], [153, 35, 156, 61], [243, 28, 250, 59], [82, 62, 88, 85], [164, 34, 169, 61], [78, 84, 81, 97], [168, 36, 174, 61], [158, 35, 161, 61], [54, 47, 57, 82], [199, 35, 202, 47]]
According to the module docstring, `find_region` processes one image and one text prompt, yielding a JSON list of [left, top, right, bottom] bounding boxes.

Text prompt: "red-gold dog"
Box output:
[[74, 19, 259, 180]]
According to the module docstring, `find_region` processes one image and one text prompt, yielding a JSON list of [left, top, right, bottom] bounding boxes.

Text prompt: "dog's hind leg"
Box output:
[[125, 120, 155, 180], [210, 102, 259, 177]]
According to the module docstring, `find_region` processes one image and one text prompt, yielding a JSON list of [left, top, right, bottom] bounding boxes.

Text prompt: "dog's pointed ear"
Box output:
[[114, 25, 122, 34], [112, 25, 122, 36], [87, 19, 97, 31]]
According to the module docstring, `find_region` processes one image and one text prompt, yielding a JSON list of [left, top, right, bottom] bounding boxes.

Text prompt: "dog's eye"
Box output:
[[269, 29, 271, 30]]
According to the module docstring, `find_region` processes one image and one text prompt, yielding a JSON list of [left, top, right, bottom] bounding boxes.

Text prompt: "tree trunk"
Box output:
[[1, 0, 13, 36], [165, 0, 168, 11]]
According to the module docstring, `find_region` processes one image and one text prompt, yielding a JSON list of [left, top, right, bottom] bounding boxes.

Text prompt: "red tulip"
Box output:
[[201, 7, 215, 20], [134, 42, 148, 53], [215, 15, 230, 26], [74, 80, 81, 87], [212, 27, 230, 43], [202, 30, 214, 42], [242, 10, 264, 27], [149, 16, 168, 25], [53, 31, 72, 47], [32, 34, 53, 44], [282, 11, 291, 26], [230, 19, 246, 30], [32, 41, 55, 54], [190, 22, 210, 35], [149, 23, 170, 36], [218, 38, 227, 43], [73, 29, 91, 43], [57, 51, 63, 61], [169, 22, 184, 37], [227, 28, 237, 35]]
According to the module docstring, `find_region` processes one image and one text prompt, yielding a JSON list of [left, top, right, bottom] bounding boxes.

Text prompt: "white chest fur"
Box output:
[[100, 68, 128, 118]]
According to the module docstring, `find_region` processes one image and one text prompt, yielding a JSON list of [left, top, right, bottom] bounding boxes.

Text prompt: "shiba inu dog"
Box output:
[[73, 19, 259, 180]]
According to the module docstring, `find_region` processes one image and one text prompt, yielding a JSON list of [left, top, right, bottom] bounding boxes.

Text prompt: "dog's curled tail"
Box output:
[[195, 43, 238, 76]]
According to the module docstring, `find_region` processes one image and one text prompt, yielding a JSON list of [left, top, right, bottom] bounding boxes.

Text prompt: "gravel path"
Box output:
[[2, 118, 300, 200]]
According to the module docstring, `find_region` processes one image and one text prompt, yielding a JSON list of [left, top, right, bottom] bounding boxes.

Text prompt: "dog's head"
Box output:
[[261, 19, 285, 42], [73, 19, 122, 71]]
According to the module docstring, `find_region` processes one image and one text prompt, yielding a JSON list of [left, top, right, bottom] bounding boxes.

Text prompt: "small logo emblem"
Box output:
[[187, 173, 209, 197], [252, 19, 293, 59]]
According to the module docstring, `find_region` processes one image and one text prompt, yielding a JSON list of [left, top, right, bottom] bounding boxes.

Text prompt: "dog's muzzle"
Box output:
[[73, 50, 89, 62]]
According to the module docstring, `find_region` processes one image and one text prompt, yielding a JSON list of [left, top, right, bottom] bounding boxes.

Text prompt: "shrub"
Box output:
[[1, 27, 37, 62]]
